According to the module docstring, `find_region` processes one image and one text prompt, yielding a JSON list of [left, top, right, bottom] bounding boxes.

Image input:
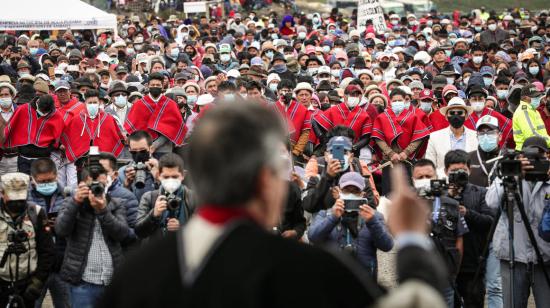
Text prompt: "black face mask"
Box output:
[[546, 102, 550, 113], [37, 96, 55, 114], [379, 61, 390, 69], [320, 103, 331, 110], [454, 49, 467, 57], [6, 200, 27, 216], [131, 150, 150, 163], [447, 115, 466, 128], [149, 87, 162, 98], [375, 105, 385, 114]]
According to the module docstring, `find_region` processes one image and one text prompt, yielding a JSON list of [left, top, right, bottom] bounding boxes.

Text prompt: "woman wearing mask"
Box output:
[[525, 59, 544, 82]]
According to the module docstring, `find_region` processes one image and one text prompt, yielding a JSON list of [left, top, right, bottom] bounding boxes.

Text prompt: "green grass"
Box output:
[[433, 0, 549, 13]]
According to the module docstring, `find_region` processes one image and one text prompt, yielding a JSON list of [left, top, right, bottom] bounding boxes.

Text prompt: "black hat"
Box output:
[[523, 136, 548, 152], [271, 52, 286, 65], [116, 65, 129, 74], [467, 85, 488, 98], [108, 81, 129, 96], [306, 55, 322, 66]]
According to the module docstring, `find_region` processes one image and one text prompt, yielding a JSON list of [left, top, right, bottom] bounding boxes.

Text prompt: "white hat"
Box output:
[[355, 69, 374, 79], [440, 97, 473, 116], [267, 73, 281, 85], [204, 76, 217, 86], [248, 41, 261, 50], [294, 82, 314, 94], [476, 115, 499, 130], [196, 94, 214, 106], [350, 30, 360, 37], [0, 82, 17, 96], [111, 40, 127, 48], [398, 86, 412, 96], [1, 173, 29, 201], [413, 51, 432, 65], [227, 69, 240, 79], [318, 66, 331, 75]]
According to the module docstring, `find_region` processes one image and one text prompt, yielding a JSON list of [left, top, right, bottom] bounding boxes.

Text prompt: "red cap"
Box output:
[[305, 45, 316, 54], [419, 89, 434, 100], [345, 84, 363, 95]]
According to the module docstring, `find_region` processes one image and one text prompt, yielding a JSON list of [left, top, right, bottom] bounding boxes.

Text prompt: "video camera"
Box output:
[[498, 149, 550, 182], [448, 169, 469, 188], [416, 179, 448, 199], [87, 146, 105, 197]]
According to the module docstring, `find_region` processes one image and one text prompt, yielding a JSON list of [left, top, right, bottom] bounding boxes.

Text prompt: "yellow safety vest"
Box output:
[[512, 101, 550, 151]]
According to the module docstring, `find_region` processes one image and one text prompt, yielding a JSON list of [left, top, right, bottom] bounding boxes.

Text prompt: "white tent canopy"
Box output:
[[0, 0, 117, 31]]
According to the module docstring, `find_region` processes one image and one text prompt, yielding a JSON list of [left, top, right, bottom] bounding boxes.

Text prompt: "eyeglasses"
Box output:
[[448, 110, 465, 116]]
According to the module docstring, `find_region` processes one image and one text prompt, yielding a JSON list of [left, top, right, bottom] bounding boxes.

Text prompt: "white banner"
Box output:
[[357, 0, 387, 33], [184, 1, 207, 13]]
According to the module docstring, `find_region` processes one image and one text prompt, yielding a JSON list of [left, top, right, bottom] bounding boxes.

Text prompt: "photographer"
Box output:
[[412, 159, 469, 308], [27, 158, 69, 308], [0, 173, 54, 307], [98, 153, 139, 253], [55, 158, 129, 307], [486, 136, 550, 308], [444, 150, 495, 308], [118, 130, 158, 202], [308, 171, 393, 278], [302, 127, 376, 214], [468, 115, 502, 188], [135, 153, 196, 240]]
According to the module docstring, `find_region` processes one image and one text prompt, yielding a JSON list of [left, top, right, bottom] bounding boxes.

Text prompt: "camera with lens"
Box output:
[[523, 148, 550, 182], [131, 162, 148, 189], [164, 193, 182, 218], [448, 169, 469, 188], [8, 229, 28, 244], [87, 146, 105, 197], [416, 179, 448, 199]]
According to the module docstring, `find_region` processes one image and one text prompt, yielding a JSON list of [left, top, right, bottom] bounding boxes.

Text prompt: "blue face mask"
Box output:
[[187, 95, 197, 107], [483, 77, 493, 87], [35, 182, 57, 196], [531, 96, 542, 109], [171, 48, 179, 58], [391, 101, 405, 115], [87, 104, 99, 118], [478, 134, 498, 152]]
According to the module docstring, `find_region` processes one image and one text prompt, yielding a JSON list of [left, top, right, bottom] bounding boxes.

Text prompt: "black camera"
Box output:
[[165, 193, 182, 218], [8, 229, 28, 244], [523, 148, 550, 182], [448, 169, 469, 187], [132, 162, 148, 189], [87, 146, 105, 197]]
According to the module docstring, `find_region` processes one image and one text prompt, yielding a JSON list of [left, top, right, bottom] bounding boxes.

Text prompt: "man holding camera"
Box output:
[[0, 173, 54, 307], [118, 130, 158, 202], [308, 171, 393, 278], [135, 153, 196, 240], [412, 159, 469, 308], [468, 115, 502, 188], [486, 136, 550, 308], [27, 158, 70, 308], [444, 150, 495, 308], [55, 161, 129, 307]]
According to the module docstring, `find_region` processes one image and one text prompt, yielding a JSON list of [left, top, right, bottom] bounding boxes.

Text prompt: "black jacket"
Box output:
[[134, 186, 196, 239], [302, 157, 375, 213], [458, 183, 495, 273], [100, 221, 448, 308], [55, 197, 129, 284], [279, 182, 306, 238]]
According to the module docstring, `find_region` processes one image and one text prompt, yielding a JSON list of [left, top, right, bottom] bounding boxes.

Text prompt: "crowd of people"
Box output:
[[0, 3, 548, 308]]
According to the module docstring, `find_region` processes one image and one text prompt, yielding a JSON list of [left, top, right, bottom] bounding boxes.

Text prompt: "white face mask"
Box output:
[[0, 97, 12, 109], [417, 40, 426, 48], [346, 97, 360, 108], [161, 178, 181, 194], [470, 101, 485, 112], [413, 178, 431, 190], [473, 56, 483, 64], [488, 24, 497, 31], [220, 54, 231, 62], [373, 75, 382, 82]]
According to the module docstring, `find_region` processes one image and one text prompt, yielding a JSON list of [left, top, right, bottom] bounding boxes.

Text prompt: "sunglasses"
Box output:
[[448, 110, 465, 116]]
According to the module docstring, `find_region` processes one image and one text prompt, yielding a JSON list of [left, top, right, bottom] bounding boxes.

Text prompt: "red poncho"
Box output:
[[3, 103, 64, 148], [61, 110, 125, 162], [56, 98, 86, 124], [428, 110, 449, 132], [315, 103, 372, 142], [274, 100, 311, 143], [371, 108, 430, 159], [465, 108, 513, 148], [124, 95, 186, 146], [308, 109, 321, 145]]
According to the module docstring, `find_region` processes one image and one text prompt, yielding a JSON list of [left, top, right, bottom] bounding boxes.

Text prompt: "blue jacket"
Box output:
[[308, 210, 393, 276], [108, 178, 139, 245]]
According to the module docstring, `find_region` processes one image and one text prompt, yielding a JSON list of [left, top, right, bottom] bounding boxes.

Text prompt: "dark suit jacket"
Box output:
[[479, 29, 510, 48], [100, 220, 448, 308]]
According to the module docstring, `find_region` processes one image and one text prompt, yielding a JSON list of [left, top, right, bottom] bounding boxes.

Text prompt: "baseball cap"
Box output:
[[1, 173, 30, 201], [338, 172, 366, 191], [521, 84, 543, 98], [55, 80, 71, 91], [522, 136, 548, 152], [476, 115, 499, 130], [419, 89, 434, 100], [219, 43, 231, 54]]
